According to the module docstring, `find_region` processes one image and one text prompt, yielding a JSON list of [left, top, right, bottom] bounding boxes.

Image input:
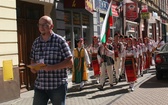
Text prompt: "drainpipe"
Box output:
[[123, 0, 126, 36]]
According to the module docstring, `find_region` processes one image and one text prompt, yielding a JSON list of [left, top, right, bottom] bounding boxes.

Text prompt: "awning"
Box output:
[[126, 20, 139, 25]]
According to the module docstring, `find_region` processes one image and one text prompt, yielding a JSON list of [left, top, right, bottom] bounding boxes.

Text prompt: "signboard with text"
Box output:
[[126, 3, 138, 20], [141, 12, 150, 19], [64, 0, 93, 13], [112, 2, 119, 17]]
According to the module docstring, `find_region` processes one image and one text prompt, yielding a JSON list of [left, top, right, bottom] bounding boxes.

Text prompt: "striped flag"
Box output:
[[100, 1, 113, 43]]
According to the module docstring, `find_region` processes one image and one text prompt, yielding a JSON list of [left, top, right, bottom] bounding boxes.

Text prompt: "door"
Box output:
[[17, 0, 44, 90]]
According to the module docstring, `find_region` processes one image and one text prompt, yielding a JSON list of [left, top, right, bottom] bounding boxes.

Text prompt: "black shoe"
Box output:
[[78, 87, 83, 91], [110, 84, 113, 87], [115, 78, 118, 84], [97, 85, 104, 90]]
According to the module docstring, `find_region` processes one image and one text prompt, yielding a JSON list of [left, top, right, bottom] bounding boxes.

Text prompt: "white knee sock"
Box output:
[[80, 81, 84, 87]]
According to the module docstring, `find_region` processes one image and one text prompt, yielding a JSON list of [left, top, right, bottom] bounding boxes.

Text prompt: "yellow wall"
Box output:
[[0, 0, 18, 67]]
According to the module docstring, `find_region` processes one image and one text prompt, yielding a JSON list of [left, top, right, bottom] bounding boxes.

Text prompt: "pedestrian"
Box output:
[[97, 37, 115, 90], [87, 36, 100, 84], [124, 38, 137, 91], [29, 15, 73, 105], [72, 38, 91, 91]]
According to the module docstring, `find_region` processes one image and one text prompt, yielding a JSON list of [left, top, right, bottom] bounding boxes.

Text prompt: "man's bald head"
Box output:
[[39, 15, 53, 25]]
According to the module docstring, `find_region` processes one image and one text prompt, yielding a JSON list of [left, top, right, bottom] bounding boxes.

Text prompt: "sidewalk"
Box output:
[[0, 69, 94, 105], [0, 66, 156, 105]]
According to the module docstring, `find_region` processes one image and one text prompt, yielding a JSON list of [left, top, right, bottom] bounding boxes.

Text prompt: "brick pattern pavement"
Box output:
[[1, 67, 168, 105]]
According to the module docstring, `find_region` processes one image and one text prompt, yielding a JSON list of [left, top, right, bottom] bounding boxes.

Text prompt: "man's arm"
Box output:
[[30, 59, 37, 74], [42, 57, 73, 71]]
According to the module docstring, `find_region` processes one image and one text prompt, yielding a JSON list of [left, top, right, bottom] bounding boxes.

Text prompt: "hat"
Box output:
[[108, 37, 113, 41], [75, 38, 83, 43], [92, 36, 98, 39]]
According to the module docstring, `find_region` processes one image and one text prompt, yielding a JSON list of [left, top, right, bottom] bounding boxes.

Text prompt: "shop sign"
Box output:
[[112, 2, 119, 17], [94, 0, 108, 12], [141, 12, 150, 19], [64, 0, 93, 13], [153, 11, 158, 19], [64, 0, 85, 8], [85, 0, 93, 13], [126, 3, 138, 21], [141, 5, 148, 12]]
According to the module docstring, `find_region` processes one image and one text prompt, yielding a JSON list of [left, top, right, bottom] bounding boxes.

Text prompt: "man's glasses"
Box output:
[[37, 23, 50, 28]]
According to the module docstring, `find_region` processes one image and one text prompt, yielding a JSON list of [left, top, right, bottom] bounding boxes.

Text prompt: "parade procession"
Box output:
[[71, 0, 166, 93], [1, 0, 168, 105]]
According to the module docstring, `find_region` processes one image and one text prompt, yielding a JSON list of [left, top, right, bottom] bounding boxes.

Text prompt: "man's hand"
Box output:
[[30, 69, 37, 74]]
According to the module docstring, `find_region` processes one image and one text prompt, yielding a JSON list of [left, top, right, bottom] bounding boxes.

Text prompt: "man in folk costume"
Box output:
[[149, 37, 155, 65], [156, 37, 165, 49], [138, 38, 145, 76], [113, 33, 124, 83], [124, 38, 137, 91], [72, 38, 91, 91], [87, 36, 101, 84], [97, 37, 115, 90]]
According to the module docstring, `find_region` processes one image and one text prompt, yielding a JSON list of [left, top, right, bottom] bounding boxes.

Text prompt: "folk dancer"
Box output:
[[119, 35, 126, 79], [97, 37, 115, 90], [113, 33, 124, 82], [124, 38, 137, 91], [88, 36, 100, 84], [144, 37, 151, 70], [72, 38, 91, 91], [138, 38, 145, 76], [132, 38, 140, 77]]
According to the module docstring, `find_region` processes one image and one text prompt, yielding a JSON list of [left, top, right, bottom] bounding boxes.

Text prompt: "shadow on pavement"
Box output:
[[88, 89, 129, 99], [139, 76, 168, 88], [67, 81, 130, 98]]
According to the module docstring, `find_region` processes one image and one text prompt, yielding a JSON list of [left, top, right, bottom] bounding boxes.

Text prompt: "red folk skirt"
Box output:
[[125, 57, 137, 82], [92, 53, 100, 76]]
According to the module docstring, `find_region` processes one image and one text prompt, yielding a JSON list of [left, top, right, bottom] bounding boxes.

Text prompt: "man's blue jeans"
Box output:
[[33, 83, 67, 105]]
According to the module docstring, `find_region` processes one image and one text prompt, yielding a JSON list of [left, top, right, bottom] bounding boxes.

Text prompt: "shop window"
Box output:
[[65, 27, 72, 41], [73, 13, 81, 25], [64, 11, 71, 24], [82, 14, 89, 25]]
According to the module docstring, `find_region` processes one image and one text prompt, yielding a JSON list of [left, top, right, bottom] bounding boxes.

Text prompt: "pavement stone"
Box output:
[[1, 66, 168, 105]]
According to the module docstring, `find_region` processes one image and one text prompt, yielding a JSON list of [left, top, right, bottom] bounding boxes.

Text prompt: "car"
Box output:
[[155, 43, 168, 80]]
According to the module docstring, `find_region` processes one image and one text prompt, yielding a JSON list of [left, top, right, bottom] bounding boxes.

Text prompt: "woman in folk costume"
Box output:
[[72, 38, 91, 90], [124, 38, 137, 91], [88, 36, 100, 84], [113, 33, 124, 83]]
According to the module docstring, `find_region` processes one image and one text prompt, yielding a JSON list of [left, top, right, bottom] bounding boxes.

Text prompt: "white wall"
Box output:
[[0, 0, 18, 67]]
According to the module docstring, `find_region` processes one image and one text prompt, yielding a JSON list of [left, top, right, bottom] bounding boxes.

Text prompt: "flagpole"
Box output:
[[101, 0, 113, 69], [100, 0, 113, 44]]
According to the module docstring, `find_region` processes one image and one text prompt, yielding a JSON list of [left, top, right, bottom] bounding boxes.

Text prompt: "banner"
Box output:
[[126, 3, 138, 21]]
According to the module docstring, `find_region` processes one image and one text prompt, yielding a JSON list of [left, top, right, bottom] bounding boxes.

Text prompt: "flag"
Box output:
[[100, 1, 113, 43]]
